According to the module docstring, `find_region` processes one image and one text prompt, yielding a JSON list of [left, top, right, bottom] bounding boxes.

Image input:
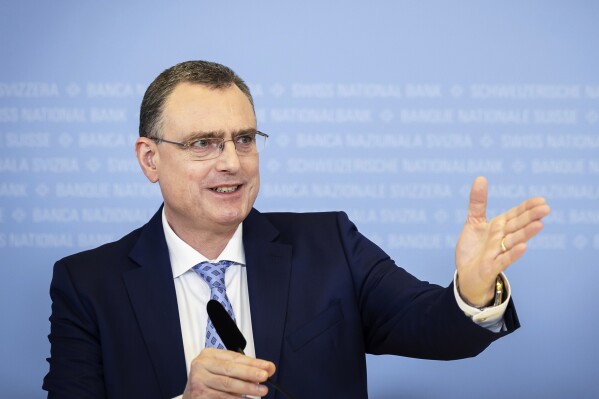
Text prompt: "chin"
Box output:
[[215, 208, 248, 226]]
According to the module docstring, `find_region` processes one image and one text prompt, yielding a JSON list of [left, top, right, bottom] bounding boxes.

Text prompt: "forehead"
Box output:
[[162, 82, 256, 137]]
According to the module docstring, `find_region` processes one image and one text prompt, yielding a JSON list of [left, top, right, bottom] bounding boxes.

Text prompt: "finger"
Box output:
[[501, 220, 545, 255], [200, 350, 275, 382], [503, 196, 549, 222], [188, 350, 272, 397], [188, 385, 258, 399], [496, 242, 528, 271], [206, 358, 272, 384], [188, 375, 269, 399], [503, 203, 550, 236], [202, 348, 275, 371], [205, 374, 269, 397], [467, 176, 488, 223]]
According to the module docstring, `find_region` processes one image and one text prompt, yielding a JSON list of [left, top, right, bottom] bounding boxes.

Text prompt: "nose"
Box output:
[[215, 139, 241, 172]]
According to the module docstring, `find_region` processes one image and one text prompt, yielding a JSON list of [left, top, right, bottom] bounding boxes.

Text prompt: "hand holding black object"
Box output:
[[207, 300, 296, 399]]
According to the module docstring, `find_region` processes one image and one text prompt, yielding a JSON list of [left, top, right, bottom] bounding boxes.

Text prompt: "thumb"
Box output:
[[467, 176, 488, 223]]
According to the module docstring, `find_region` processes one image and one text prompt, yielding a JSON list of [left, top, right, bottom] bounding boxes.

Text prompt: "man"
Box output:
[[43, 61, 550, 398]]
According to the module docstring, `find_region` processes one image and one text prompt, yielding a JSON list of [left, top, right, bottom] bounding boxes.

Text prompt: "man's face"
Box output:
[[153, 82, 259, 236]]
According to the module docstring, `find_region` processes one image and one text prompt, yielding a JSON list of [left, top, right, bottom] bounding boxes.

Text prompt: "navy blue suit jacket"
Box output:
[[44, 207, 519, 398]]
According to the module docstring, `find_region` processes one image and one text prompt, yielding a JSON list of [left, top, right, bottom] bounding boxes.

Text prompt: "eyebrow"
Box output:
[[183, 128, 258, 142]]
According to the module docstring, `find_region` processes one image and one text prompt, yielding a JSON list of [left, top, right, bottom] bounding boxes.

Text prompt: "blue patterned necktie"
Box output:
[[192, 260, 236, 349]]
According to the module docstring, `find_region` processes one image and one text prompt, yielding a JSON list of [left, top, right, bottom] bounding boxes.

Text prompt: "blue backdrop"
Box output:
[[1, 1, 597, 398]]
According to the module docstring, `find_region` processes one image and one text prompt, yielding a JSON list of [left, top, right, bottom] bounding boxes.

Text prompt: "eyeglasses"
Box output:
[[153, 130, 268, 161]]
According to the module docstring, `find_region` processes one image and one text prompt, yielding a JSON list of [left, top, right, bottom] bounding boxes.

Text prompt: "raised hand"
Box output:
[[455, 176, 551, 307]]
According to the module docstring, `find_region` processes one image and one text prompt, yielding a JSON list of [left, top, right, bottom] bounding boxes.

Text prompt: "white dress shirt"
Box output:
[[162, 210, 257, 375]]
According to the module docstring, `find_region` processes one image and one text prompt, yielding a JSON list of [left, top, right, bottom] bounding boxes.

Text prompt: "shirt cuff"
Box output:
[[453, 271, 511, 333]]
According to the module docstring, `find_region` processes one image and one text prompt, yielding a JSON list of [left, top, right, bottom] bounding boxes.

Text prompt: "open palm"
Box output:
[[455, 177, 550, 307]]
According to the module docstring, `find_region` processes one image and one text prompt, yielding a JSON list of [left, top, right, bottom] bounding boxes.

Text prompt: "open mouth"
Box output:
[[210, 185, 240, 193]]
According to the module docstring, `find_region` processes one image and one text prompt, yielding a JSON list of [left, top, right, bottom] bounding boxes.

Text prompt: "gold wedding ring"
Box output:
[[500, 237, 508, 253]]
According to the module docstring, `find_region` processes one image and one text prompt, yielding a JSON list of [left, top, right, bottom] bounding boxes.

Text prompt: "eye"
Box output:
[[190, 138, 214, 149], [236, 135, 255, 145]]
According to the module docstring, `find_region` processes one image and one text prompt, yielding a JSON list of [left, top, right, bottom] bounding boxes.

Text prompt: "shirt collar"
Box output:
[[161, 208, 246, 278]]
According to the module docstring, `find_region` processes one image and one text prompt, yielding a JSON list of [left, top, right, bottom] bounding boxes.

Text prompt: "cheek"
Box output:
[[246, 163, 260, 195], [247, 168, 260, 208], [182, 171, 210, 199], [253, 171, 260, 195], [245, 157, 260, 181], [160, 163, 205, 200]]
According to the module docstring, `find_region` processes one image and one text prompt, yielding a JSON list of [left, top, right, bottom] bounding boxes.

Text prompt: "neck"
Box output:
[[185, 230, 235, 260], [164, 214, 238, 260]]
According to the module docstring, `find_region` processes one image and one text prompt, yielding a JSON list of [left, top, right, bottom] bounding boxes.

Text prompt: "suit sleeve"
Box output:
[[43, 259, 106, 399], [335, 211, 520, 360]]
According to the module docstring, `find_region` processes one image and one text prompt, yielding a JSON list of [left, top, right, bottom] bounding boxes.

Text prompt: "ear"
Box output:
[[135, 137, 160, 183]]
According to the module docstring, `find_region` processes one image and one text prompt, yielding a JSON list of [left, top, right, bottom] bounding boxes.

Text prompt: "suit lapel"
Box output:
[[243, 209, 292, 382], [120, 207, 292, 396], [124, 208, 187, 397]]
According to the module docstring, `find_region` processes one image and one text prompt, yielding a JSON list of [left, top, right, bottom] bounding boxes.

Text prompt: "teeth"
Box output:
[[213, 186, 238, 193]]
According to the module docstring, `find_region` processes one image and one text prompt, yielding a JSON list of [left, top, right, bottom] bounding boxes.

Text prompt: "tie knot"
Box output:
[[193, 260, 234, 289]]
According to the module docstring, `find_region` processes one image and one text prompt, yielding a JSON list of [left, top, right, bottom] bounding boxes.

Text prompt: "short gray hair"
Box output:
[[139, 60, 254, 138]]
